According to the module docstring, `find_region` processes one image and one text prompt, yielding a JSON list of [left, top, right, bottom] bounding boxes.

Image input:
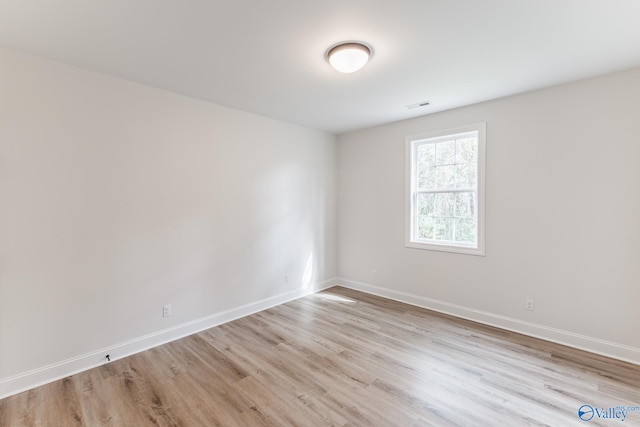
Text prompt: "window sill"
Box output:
[[405, 240, 485, 256]]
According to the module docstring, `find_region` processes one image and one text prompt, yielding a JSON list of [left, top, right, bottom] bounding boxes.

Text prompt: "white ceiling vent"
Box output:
[[406, 101, 430, 109]]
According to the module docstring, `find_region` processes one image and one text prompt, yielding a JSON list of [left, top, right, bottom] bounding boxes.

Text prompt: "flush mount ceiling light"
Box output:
[[326, 41, 372, 73]]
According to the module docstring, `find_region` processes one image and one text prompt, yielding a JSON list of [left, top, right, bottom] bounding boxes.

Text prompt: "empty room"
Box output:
[[1, 1, 640, 425]]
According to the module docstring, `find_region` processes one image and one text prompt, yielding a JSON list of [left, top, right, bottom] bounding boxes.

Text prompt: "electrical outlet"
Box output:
[[372, 270, 377, 278], [163, 304, 172, 317], [525, 299, 535, 311], [285, 275, 289, 284]]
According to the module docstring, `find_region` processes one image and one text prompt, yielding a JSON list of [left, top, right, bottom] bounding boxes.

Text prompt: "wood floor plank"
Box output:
[[2, 286, 640, 426]]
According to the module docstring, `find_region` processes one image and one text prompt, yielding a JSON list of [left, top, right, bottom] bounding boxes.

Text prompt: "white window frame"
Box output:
[[405, 123, 486, 256]]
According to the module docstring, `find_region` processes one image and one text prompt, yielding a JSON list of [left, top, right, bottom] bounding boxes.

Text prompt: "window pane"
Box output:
[[418, 215, 435, 240], [455, 163, 476, 188], [417, 143, 435, 166], [417, 144, 436, 188], [436, 165, 456, 188], [434, 192, 455, 217], [419, 165, 436, 189], [455, 218, 476, 244], [434, 217, 454, 241], [456, 137, 477, 163], [455, 192, 475, 218], [417, 193, 435, 239], [417, 193, 435, 216], [436, 140, 456, 165]]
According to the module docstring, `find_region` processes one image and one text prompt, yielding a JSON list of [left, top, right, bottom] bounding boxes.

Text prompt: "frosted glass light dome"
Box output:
[[327, 42, 372, 73]]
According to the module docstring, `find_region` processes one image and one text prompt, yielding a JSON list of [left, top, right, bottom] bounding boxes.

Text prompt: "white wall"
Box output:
[[338, 67, 640, 363], [0, 48, 337, 396]]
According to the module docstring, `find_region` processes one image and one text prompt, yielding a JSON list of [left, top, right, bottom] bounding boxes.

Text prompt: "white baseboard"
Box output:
[[337, 278, 640, 366], [0, 278, 337, 400]]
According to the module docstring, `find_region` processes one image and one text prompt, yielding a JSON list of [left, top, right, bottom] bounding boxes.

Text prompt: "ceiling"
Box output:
[[2, 1, 640, 135]]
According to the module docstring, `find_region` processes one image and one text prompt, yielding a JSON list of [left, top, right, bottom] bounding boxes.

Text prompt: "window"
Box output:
[[406, 123, 485, 255]]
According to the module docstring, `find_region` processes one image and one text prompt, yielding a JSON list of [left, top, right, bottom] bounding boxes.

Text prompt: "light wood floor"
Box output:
[[1, 287, 639, 426]]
